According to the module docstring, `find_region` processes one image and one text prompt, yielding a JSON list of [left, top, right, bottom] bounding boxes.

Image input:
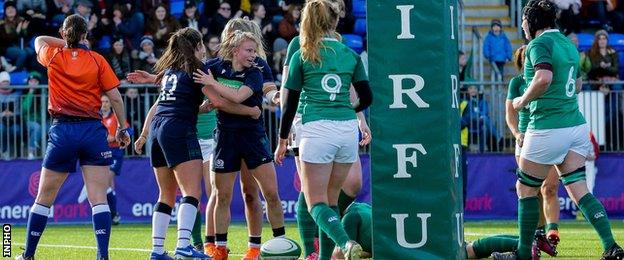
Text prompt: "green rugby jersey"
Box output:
[[506, 75, 530, 133], [524, 29, 585, 130], [342, 203, 372, 254], [196, 108, 216, 139], [284, 38, 368, 123], [285, 36, 307, 115]]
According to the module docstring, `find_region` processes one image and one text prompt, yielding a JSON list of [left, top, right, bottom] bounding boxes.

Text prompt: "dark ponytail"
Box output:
[[62, 14, 88, 48]]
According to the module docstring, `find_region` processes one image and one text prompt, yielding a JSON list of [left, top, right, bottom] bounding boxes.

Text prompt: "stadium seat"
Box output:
[[170, 0, 184, 18], [354, 18, 366, 36], [10, 71, 30, 85], [577, 33, 593, 52], [98, 35, 112, 52], [352, 0, 365, 18], [342, 34, 363, 53], [608, 33, 624, 52], [0, 2, 4, 18]]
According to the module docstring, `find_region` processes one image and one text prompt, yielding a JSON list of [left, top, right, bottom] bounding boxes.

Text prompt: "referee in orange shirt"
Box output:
[[17, 15, 130, 260]]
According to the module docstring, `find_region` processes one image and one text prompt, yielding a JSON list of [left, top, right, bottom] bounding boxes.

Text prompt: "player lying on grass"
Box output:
[[330, 202, 556, 260]]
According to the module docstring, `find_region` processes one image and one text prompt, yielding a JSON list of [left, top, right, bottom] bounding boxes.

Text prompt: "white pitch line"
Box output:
[[12, 243, 244, 256], [13, 243, 151, 252]]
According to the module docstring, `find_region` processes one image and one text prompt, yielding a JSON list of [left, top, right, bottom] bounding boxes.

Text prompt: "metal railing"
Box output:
[[0, 84, 363, 160], [511, 0, 523, 38], [460, 81, 624, 153], [471, 26, 485, 82], [1, 82, 623, 160]]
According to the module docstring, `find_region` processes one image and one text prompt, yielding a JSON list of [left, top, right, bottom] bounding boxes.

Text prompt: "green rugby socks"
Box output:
[[310, 203, 350, 258], [577, 193, 615, 250], [517, 197, 539, 260], [472, 235, 518, 258], [296, 193, 317, 256]]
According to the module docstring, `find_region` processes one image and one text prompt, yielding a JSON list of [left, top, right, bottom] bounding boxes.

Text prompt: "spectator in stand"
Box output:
[[336, 0, 355, 34], [272, 37, 288, 81], [204, 34, 220, 60], [568, 33, 592, 81], [463, 84, 500, 152], [230, 0, 253, 18], [551, 0, 582, 34], [209, 2, 232, 38], [0, 1, 35, 72], [0, 71, 23, 159], [75, 0, 94, 22], [587, 30, 619, 81], [1, 57, 17, 73], [106, 37, 132, 81], [278, 4, 300, 41], [111, 2, 145, 52], [583, 0, 624, 32], [179, 0, 209, 36], [585, 30, 623, 151], [142, 0, 169, 18], [16, 0, 48, 35], [49, 0, 74, 28], [459, 50, 468, 81], [124, 86, 145, 143], [146, 4, 181, 54], [251, 3, 273, 38], [483, 19, 512, 80], [74, 0, 100, 47], [22, 71, 45, 159], [133, 36, 158, 73], [254, 0, 280, 19]]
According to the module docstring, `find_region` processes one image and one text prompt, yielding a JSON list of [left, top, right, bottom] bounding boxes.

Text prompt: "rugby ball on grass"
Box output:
[[260, 237, 301, 259]]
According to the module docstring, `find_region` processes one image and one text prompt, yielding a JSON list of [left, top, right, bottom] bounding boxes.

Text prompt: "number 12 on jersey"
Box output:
[[159, 74, 178, 102]]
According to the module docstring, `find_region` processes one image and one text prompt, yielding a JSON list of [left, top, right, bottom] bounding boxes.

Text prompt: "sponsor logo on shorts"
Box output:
[[101, 151, 112, 159], [214, 159, 224, 169]]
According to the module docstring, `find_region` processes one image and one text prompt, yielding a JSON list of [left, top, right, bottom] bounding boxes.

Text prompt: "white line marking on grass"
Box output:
[[14, 243, 151, 252], [13, 243, 244, 256]]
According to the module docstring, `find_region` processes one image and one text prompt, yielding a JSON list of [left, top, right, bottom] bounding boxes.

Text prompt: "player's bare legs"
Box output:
[[240, 162, 264, 259], [151, 167, 177, 257], [541, 167, 560, 245], [248, 163, 285, 233]]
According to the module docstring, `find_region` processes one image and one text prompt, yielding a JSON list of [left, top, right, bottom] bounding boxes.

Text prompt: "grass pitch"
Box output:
[[6, 220, 624, 259]]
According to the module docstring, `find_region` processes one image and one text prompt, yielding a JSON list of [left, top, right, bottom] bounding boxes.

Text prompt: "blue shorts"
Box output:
[[212, 128, 273, 173], [150, 116, 202, 168], [109, 148, 124, 175], [43, 119, 112, 173]]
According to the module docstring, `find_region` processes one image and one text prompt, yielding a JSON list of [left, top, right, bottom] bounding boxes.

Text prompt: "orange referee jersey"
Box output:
[[102, 111, 129, 148], [37, 44, 120, 119]]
